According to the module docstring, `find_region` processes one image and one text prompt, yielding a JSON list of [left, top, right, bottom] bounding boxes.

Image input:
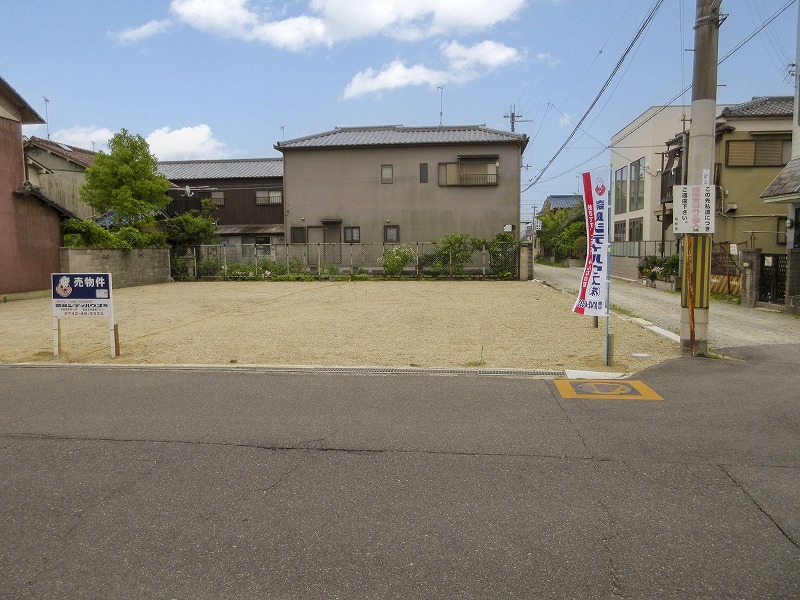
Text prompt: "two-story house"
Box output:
[[275, 125, 529, 246], [1, 76, 74, 295], [23, 136, 96, 220], [159, 158, 284, 245], [611, 98, 792, 255]]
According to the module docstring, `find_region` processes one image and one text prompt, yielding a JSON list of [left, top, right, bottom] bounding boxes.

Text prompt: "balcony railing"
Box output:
[[458, 173, 498, 186]]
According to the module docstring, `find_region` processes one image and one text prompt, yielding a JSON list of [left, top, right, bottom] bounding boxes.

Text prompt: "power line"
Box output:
[[525, 0, 798, 193], [529, 0, 666, 188]]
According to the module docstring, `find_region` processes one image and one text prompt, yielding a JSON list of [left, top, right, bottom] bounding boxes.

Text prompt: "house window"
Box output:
[[614, 166, 627, 214], [437, 156, 498, 186], [629, 158, 645, 211], [420, 163, 428, 183], [344, 226, 360, 243], [211, 190, 225, 206], [381, 164, 393, 184], [255, 189, 282, 205], [384, 225, 399, 243], [614, 221, 626, 242], [727, 139, 791, 167], [628, 218, 643, 242], [291, 227, 306, 243]]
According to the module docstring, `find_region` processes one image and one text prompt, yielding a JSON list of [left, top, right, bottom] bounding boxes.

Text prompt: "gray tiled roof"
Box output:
[[276, 125, 528, 150], [158, 158, 283, 180], [545, 194, 583, 209], [761, 157, 800, 200], [27, 136, 96, 168], [720, 96, 794, 118]]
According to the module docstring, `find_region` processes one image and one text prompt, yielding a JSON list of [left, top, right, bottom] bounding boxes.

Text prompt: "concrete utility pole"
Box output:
[[681, 0, 722, 356], [504, 105, 532, 133]]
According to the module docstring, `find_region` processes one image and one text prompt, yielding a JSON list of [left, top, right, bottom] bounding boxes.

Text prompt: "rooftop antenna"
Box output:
[[503, 104, 532, 133], [91, 141, 96, 152], [437, 85, 445, 128], [43, 97, 50, 139], [280, 125, 285, 141]]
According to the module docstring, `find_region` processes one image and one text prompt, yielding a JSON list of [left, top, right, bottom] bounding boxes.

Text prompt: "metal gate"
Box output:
[[759, 253, 788, 303]]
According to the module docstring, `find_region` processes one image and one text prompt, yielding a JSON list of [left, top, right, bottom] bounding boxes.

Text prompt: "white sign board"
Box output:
[[52, 273, 113, 318], [51, 273, 116, 357], [674, 185, 715, 234]]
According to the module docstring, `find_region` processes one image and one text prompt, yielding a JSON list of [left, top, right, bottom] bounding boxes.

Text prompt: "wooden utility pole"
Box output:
[[681, 0, 722, 356]]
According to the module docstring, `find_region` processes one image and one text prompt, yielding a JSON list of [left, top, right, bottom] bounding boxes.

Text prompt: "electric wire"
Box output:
[[529, 0, 666, 188], [524, 0, 797, 195]]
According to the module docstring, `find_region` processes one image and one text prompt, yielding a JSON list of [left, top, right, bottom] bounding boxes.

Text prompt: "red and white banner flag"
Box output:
[[573, 172, 609, 316]]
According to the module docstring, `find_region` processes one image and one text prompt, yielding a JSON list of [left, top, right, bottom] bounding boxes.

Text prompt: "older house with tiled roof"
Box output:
[[23, 136, 97, 220], [275, 125, 528, 246], [159, 158, 284, 245]]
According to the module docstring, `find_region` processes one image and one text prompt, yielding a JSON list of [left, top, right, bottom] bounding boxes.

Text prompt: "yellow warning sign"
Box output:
[[554, 380, 663, 401]]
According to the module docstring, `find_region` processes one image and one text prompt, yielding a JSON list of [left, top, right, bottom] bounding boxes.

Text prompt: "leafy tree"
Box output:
[[163, 199, 220, 247], [538, 206, 586, 260], [61, 219, 165, 249], [80, 129, 171, 229]]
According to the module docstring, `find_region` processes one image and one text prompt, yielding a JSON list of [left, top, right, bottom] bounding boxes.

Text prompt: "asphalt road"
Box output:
[[532, 263, 800, 349], [2, 347, 798, 599]]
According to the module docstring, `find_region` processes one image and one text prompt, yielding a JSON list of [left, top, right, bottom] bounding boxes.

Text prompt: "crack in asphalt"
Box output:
[[719, 464, 799, 550]]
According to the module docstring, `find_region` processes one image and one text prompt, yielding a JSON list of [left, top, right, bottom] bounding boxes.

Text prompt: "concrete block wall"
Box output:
[[610, 256, 641, 281], [60, 248, 171, 289]]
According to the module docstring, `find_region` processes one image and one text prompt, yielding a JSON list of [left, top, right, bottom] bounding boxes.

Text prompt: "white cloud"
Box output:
[[559, 114, 572, 127], [441, 40, 522, 72], [146, 124, 228, 160], [127, 0, 527, 51], [343, 60, 451, 99], [343, 40, 521, 99], [51, 126, 116, 152], [314, 0, 525, 42], [113, 19, 173, 44], [535, 52, 560, 68]]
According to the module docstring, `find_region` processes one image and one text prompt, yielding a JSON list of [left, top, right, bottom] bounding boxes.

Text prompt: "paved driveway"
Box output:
[[533, 263, 800, 350]]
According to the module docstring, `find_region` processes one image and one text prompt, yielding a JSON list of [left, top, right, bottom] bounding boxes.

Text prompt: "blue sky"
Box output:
[[1, 0, 796, 215]]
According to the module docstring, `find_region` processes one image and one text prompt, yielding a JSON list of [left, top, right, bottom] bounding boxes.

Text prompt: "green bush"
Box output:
[[197, 258, 222, 278], [379, 244, 415, 277]]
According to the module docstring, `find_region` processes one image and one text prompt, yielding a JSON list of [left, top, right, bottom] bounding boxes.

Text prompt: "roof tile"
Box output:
[[158, 158, 283, 180]]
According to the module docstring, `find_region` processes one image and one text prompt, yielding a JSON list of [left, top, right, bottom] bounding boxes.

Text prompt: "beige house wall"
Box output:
[[610, 106, 690, 243], [714, 118, 791, 253], [283, 143, 522, 244]]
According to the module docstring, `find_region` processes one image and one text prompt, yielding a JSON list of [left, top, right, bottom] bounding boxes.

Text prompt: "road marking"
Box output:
[[554, 379, 663, 401]]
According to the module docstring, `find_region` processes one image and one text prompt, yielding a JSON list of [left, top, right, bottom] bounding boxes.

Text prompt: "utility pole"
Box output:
[[504, 105, 532, 132], [681, 0, 722, 356]]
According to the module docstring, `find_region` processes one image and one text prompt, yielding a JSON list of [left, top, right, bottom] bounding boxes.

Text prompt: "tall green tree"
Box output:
[[80, 129, 171, 229], [163, 199, 220, 247], [538, 205, 586, 260]]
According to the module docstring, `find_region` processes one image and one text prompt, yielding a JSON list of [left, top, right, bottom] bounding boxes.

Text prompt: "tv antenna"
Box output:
[[43, 97, 50, 139], [437, 85, 445, 128]]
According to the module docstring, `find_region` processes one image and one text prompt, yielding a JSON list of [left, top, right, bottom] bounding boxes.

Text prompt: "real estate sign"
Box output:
[[52, 273, 113, 317], [673, 185, 715, 234], [51, 273, 116, 357], [573, 172, 609, 317]]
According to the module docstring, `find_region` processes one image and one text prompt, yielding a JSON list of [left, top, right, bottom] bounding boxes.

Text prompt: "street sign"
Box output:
[[674, 185, 715, 234]]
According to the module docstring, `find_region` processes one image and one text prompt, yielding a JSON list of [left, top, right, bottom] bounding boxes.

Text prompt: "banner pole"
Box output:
[[605, 176, 613, 367]]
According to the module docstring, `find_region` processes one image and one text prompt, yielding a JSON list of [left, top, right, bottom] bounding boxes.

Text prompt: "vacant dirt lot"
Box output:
[[0, 280, 681, 373]]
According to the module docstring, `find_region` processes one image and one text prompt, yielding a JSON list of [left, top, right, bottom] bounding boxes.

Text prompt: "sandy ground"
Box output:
[[0, 280, 682, 373]]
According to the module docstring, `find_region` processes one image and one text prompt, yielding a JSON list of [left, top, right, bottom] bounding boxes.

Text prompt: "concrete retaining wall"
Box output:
[[60, 248, 171, 289], [610, 256, 640, 281]]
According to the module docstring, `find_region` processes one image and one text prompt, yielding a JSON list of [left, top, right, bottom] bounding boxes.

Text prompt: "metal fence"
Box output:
[[611, 240, 678, 258], [170, 242, 520, 281]]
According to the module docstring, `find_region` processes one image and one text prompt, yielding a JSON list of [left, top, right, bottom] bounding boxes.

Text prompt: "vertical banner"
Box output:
[[572, 172, 609, 316]]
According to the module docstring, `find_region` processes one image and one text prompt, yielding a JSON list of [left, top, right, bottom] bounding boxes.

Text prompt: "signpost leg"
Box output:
[[109, 317, 117, 357], [52, 317, 60, 356]]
